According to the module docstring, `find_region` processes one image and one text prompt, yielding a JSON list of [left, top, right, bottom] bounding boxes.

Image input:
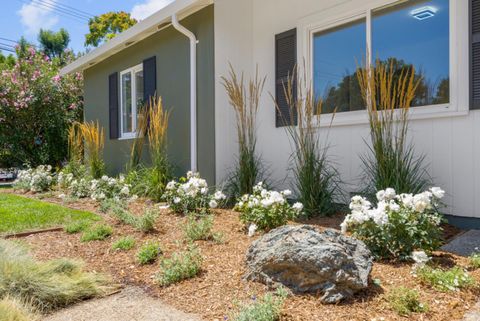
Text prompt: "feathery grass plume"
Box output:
[[79, 121, 105, 179], [67, 122, 83, 164], [356, 58, 430, 198], [276, 64, 342, 218], [221, 64, 267, 198], [0, 240, 110, 313], [127, 97, 172, 201], [128, 104, 149, 171]]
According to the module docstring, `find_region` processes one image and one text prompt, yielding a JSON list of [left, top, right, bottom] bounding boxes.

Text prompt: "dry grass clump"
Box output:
[[221, 64, 267, 198], [0, 297, 38, 321], [0, 239, 110, 313], [76, 121, 105, 179], [67, 122, 83, 164], [357, 59, 430, 197]]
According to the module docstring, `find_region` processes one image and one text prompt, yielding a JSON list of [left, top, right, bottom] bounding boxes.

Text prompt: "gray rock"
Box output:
[[245, 225, 373, 304]]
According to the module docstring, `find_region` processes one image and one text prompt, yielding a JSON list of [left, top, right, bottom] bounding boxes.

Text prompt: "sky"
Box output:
[[0, 0, 174, 54]]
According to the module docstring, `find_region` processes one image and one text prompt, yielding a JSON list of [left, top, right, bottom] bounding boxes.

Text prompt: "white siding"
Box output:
[[214, 0, 476, 218]]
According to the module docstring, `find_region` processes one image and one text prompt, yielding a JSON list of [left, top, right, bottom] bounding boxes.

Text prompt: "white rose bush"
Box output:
[[163, 171, 226, 214], [340, 187, 445, 260], [13, 165, 55, 192], [235, 182, 303, 231]]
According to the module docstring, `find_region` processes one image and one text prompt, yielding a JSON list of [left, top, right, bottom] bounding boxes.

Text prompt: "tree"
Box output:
[[38, 28, 70, 61], [85, 12, 137, 47], [0, 52, 15, 69]]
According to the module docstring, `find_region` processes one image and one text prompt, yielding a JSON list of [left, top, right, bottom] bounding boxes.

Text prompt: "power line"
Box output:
[[0, 47, 16, 53], [35, 0, 92, 19], [0, 43, 16, 48], [41, 0, 94, 18], [15, 0, 89, 23], [0, 37, 18, 44]]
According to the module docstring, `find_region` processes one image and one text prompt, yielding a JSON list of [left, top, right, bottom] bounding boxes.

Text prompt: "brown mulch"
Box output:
[[6, 190, 478, 321]]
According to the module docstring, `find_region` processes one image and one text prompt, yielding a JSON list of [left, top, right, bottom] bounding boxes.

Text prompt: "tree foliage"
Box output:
[[0, 52, 15, 69], [85, 11, 137, 47], [38, 28, 70, 61], [0, 46, 83, 167]]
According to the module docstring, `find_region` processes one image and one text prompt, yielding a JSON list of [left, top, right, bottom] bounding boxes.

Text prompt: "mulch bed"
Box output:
[[5, 190, 479, 321]]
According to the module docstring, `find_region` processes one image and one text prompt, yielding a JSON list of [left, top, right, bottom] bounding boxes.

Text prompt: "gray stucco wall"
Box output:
[[83, 5, 215, 184]]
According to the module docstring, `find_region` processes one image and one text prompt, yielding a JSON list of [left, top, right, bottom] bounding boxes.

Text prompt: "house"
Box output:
[[61, 0, 479, 227]]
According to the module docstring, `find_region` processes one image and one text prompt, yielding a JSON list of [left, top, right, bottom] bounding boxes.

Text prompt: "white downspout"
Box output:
[[172, 14, 197, 172]]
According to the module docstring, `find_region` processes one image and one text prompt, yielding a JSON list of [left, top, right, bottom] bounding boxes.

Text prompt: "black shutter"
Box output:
[[143, 56, 157, 106], [275, 28, 297, 127], [472, 0, 480, 109], [108, 72, 119, 139]]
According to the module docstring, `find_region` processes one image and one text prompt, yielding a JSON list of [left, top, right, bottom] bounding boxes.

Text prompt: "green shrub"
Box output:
[[111, 205, 158, 233], [0, 240, 109, 312], [387, 287, 428, 316], [235, 183, 302, 231], [80, 224, 113, 242], [231, 288, 288, 321], [184, 215, 223, 243], [0, 297, 37, 321], [417, 266, 475, 292], [136, 241, 161, 265], [112, 236, 136, 251], [64, 221, 90, 234], [470, 253, 480, 269], [126, 166, 171, 202], [156, 247, 202, 286], [341, 188, 444, 260]]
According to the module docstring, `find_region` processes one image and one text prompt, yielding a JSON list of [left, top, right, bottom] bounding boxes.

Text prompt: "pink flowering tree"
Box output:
[[0, 46, 83, 167]]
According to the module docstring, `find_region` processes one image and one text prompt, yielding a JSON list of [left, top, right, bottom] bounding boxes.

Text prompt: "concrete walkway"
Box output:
[[441, 230, 480, 257], [42, 287, 203, 321]]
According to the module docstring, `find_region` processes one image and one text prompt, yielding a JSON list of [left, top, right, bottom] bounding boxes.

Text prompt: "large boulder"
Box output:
[[245, 225, 373, 303]]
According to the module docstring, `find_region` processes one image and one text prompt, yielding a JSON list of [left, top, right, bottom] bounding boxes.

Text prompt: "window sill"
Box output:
[[314, 104, 469, 128], [118, 134, 136, 140]]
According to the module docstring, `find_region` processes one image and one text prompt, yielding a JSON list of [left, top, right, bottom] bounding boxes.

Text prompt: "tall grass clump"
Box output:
[[0, 297, 38, 321], [127, 97, 172, 201], [356, 59, 430, 198], [0, 240, 109, 313], [221, 65, 267, 198], [128, 105, 149, 171], [277, 66, 342, 217], [67, 122, 83, 165], [78, 121, 105, 179]]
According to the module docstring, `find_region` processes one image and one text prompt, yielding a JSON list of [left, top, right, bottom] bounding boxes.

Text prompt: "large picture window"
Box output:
[[120, 64, 144, 138], [313, 0, 450, 113]]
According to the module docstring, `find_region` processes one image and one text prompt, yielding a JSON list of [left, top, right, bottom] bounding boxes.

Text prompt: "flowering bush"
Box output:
[[340, 187, 445, 260], [68, 178, 91, 198], [0, 46, 83, 167], [163, 172, 226, 214], [89, 175, 131, 201], [13, 165, 55, 192], [235, 182, 303, 231]]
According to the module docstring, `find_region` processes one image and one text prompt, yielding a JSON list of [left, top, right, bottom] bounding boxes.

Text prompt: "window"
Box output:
[[120, 64, 144, 138], [313, 0, 450, 113]]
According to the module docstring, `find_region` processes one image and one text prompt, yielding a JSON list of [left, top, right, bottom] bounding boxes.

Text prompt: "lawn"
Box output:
[[0, 193, 100, 233]]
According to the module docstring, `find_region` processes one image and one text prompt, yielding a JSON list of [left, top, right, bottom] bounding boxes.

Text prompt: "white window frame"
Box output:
[[298, 0, 469, 127], [119, 63, 143, 139]]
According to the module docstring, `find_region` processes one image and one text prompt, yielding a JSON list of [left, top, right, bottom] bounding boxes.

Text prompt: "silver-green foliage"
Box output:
[[183, 215, 223, 243], [136, 241, 161, 265], [156, 247, 202, 286], [231, 288, 288, 321]]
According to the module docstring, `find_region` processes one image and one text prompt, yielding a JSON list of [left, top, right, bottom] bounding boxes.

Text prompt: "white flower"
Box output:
[[282, 189, 292, 196], [209, 200, 218, 209], [292, 202, 303, 212], [58, 193, 66, 199], [120, 186, 130, 195], [248, 224, 258, 237], [384, 188, 396, 200], [166, 181, 176, 190], [376, 190, 385, 202], [214, 191, 226, 200], [173, 197, 181, 204], [430, 187, 445, 199]]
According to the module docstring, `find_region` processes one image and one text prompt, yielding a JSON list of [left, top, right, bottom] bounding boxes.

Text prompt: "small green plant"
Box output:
[[136, 241, 161, 265], [156, 247, 202, 286], [417, 266, 475, 292], [183, 215, 223, 243], [65, 221, 90, 234], [230, 288, 288, 321], [470, 253, 480, 269], [112, 236, 136, 251], [111, 205, 158, 233], [387, 287, 428, 316], [80, 224, 113, 242]]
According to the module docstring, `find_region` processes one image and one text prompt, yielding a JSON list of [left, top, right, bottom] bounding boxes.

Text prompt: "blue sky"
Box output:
[[0, 0, 174, 54]]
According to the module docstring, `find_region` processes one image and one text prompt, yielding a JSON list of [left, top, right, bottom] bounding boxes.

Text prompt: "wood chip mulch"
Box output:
[[8, 191, 479, 321]]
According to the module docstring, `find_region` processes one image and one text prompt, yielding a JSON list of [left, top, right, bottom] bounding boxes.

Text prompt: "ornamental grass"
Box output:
[[356, 58, 430, 198], [277, 65, 342, 218], [77, 121, 105, 179], [221, 64, 267, 198]]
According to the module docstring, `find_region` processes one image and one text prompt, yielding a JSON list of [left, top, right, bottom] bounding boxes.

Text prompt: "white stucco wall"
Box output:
[[214, 0, 477, 218]]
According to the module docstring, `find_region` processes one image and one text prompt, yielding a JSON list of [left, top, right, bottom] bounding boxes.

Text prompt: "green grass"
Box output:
[[64, 221, 91, 234], [112, 236, 136, 251], [0, 194, 99, 234], [80, 224, 113, 242]]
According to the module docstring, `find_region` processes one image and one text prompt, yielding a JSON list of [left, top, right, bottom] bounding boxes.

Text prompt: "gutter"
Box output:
[[172, 14, 197, 172]]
